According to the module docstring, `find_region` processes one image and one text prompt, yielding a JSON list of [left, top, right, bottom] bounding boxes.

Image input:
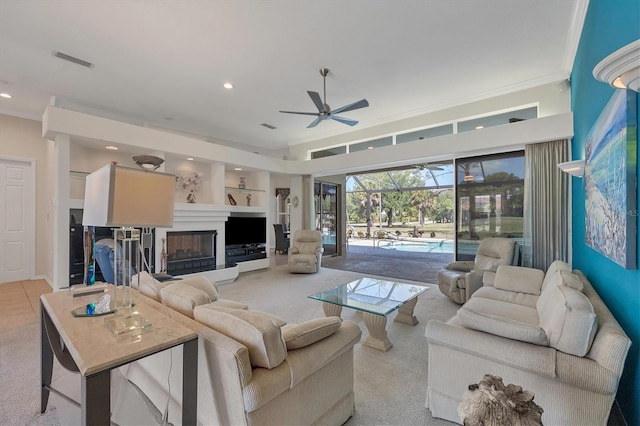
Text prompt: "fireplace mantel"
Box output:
[[155, 203, 239, 283]]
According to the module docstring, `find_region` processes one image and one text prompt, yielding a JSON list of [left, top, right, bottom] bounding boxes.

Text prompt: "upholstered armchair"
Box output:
[[437, 237, 518, 304], [288, 230, 324, 273]]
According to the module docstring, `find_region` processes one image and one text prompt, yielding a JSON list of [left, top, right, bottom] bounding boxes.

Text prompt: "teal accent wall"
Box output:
[[571, 0, 640, 423]]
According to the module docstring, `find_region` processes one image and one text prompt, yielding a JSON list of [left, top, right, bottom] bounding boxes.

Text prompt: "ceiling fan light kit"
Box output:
[[280, 67, 369, 128]]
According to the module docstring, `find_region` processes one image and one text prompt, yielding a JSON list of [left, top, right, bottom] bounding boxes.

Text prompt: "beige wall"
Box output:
[[0, 114, 54, 282]]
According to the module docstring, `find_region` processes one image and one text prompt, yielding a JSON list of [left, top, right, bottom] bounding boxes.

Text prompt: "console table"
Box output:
[[40, 288, 198, 425]]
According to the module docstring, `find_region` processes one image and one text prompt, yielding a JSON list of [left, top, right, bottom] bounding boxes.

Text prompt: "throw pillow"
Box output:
[[494, 265, 545, 295], [206, 305, 286, 326], [194, 306, 286, 369], [282, 317, 342, 350], [458, 298, 548, 346], [540, 260, 571, 292], [132, 271, 169, 302], [556, 270, 584, 291], [160, 283, 211, 318], [539, 285, 598, 357], [176, 275, 219, 301]]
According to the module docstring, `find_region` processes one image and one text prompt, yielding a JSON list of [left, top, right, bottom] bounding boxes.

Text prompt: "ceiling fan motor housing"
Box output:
[[279, 66, 369, 128]]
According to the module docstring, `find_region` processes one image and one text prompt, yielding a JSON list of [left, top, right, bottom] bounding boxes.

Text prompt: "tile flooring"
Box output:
[[0, 279, 52, 334]]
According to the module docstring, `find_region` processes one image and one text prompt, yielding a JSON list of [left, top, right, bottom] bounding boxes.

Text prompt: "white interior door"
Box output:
[[0, 158, 35, 283]]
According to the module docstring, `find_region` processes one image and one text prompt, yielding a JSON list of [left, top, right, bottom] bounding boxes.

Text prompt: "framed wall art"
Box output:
[[584, 89, 637, 269]]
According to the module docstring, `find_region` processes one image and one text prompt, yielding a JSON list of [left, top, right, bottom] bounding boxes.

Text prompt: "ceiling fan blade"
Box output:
[[307, 91, 325, 112], [330, 115, 358, 126], [307, 117, 323, 128], [279, 110, 320, 116], [331, 98, 369, 114]]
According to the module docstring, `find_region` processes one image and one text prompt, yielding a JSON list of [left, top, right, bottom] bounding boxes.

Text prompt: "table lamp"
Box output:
[[82, 163, 175, 309]]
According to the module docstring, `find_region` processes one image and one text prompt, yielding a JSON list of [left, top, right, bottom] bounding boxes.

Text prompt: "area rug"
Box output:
[[1, 264, 459, 425]]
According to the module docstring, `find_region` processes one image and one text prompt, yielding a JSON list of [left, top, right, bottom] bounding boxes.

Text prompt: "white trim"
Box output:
[[562, 0, 590, 75]]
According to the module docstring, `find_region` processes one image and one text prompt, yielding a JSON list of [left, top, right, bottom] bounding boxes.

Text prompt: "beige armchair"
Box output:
[[288, 229, 324, 273], [437, 237, 518, 304]]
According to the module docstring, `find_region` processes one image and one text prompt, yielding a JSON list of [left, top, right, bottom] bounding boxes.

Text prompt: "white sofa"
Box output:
[[425, 261, 631, 426], [123, 274, 362, 425]]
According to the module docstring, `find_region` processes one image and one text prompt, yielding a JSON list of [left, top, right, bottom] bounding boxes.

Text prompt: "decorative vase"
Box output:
[[187, 190, 196, 203], [228, 193, 237, 205], [246, 194, 252, 206], [160, 238, 167, 273], [239, 177, 246, 189]]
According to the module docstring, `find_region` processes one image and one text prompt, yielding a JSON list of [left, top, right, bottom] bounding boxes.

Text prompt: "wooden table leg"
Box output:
[[395, 296, 419, 325], [362, 313, 392, 351]]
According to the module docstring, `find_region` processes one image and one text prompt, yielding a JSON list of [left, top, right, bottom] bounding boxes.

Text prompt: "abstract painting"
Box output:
[[585, 89, 637, 269]]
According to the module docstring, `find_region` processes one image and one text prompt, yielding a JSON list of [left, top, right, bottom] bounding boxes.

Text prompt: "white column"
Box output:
[[289, 176, 303, 234], [210, 162, 225, 205], [52, 134, 71, 290]]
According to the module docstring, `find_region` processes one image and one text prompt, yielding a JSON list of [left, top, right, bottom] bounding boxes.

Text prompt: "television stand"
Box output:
[[225, 244, 267, 265]]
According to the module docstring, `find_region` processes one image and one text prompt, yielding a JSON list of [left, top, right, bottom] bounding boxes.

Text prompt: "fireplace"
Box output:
[[166, 230, 217, 275]]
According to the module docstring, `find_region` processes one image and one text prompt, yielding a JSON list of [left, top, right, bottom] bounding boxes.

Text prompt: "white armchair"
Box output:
[[437, 237, 519, 304], [288, 230, 324, 273]]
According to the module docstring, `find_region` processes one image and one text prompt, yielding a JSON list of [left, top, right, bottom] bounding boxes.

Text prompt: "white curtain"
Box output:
[[523, 139, 569, 270]]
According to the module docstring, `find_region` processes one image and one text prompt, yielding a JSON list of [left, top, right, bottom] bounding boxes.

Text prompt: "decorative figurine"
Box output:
[[227, 193, 237, 205], [160, 238, 167, 273], [239, 177, 246, 189], [246, 193, 252, 206], [187, 189, 196, 203]]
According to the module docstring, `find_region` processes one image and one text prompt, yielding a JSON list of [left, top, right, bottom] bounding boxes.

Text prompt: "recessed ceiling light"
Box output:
[[186, 157, 194, 161], [475, 125, 485, 130], [223, 83, 234, 89], [0, 93, 12, 99], [105, 146, 118, 150], [234, 167, 243, 171]]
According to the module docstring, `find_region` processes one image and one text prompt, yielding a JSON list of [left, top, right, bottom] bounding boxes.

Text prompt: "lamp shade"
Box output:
[[83, 164, 176, 227]]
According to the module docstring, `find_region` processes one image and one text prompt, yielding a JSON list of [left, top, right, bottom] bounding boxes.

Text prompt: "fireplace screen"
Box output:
[[166, 230, 217, 275]]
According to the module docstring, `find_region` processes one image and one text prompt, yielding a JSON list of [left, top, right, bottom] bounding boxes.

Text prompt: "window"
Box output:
[[455, 152, 524, 260], [396, 124, 453, 144], [457, 107, 537, 133], [349, 136, 392, 152], [311, 146, 347, 159]]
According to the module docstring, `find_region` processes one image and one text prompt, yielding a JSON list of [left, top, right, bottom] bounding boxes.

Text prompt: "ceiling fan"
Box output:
[[280, 68, 369, 128], [416, 163, 445, 171]]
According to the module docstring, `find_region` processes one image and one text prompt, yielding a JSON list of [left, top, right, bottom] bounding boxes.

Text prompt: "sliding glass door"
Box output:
[[314, 181, 339, 256], [455, 152, 525, 261]]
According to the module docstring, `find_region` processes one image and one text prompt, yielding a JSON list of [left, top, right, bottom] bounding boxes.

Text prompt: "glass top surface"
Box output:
[[308, 277, 429, 316]]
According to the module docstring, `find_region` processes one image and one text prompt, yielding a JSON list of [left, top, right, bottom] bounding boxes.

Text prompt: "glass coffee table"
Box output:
[[308, 277, 429, 351]]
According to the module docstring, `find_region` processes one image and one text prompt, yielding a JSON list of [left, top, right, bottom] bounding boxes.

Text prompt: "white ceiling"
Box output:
[[0, 1, 585, 152]]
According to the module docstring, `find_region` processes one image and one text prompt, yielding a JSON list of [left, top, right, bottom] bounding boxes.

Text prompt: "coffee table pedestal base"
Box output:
[[322, 302, 393, 352], [363, 313, 393, 351], [394, 296, 419, 326], [323, 302, 343, 318]]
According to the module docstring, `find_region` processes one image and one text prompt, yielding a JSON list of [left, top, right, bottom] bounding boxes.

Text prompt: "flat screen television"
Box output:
[[225, 216, 267, 246]]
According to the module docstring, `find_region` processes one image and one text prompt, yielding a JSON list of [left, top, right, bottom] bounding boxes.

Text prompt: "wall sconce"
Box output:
[[593, 39, 640, 92], [557, 160, 585, 178]]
